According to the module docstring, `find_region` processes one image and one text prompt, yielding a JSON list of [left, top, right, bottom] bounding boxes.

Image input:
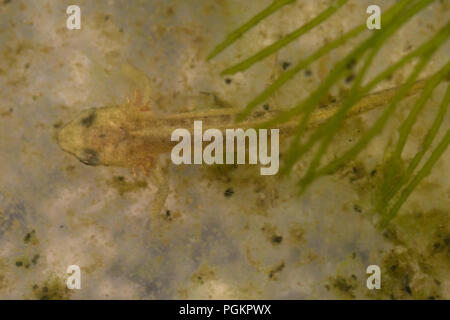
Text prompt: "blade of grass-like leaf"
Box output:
[[380, 83, 450, 214], [392, 73, 449, 162], [237, 0, 412, 122], [363, 21, 450, 89], [283, 21, 449, 161], [314, 57, 449, 181], [220, 0, 348, 75], [273, 19, 450, 131], [207, 0, 296, 60], [297, 48, 392, 188], [283, 22, 449, 176], [280, 27, 448, 175], [241, 24, 366, 118], [296, 0, 435, 190], [277, 0, 424, 174], [252, 0, 418, 128], [380, 128, 450, 228], [398, 84, 449, 188]]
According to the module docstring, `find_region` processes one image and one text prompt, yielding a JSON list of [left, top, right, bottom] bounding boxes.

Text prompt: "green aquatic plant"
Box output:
[[207, 0, 297, 60], [289, 0, 435, 190], [219, 0, 348, 75], [209, 0, 449, 226]]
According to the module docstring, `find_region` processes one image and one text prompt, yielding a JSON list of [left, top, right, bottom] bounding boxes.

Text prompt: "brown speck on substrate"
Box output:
[[403, 275, 412, 295], [225, 78, 232, 84], [224, 188, 234, 197], [282, 61, 291, 70], [268, 261, 285, 280], [166, 7, 174, 16], [23, 230, 35, 243], [345, 74, 355, 83], [53, 121, 63, 129], [332, 276, 354, 293], [32, 254, 40, 265], [271, 235, 283, 244], [304, 69, 312, 77]]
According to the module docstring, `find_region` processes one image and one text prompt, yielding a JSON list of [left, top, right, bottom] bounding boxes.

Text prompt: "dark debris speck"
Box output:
[[32, 254, 40, 265], [282, 62, 291, 70], [224, 188, 234, 197], [164, 210, 172, 221], [346, 58, 357, 70], [271, 235, 283, 244], [345, 74, 355, 83]]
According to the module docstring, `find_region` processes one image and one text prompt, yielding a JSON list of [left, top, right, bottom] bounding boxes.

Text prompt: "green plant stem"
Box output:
[[221, 0, 348, 75], [296, 0, 435, 190], [315, 56, 449, 181], [280, 20, 449, 176], [392, 71, 449, 163], [241, 24, 366, 119], [238, 0, 414, 122], [207, 0, 296, 60], [401, 84, 450, 187], [380, 128, 450, 228], [381, 83, 450, 215], [280, 0, 430, 175]]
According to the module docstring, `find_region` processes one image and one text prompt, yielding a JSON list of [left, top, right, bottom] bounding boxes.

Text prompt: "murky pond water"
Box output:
[[0, 0, 448, 299]]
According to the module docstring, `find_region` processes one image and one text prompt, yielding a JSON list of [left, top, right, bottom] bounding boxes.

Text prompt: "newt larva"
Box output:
[[58, 80, 424, 170]]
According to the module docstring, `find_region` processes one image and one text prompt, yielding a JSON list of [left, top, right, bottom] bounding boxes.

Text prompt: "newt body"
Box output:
[[58, 81, 424, 169]]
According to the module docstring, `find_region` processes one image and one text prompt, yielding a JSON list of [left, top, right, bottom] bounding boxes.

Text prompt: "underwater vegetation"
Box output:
[[208, 0, 449, 227]]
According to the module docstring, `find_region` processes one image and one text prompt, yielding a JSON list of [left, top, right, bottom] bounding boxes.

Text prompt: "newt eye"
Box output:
[[80, 110, 97, 128], [80, 149, 100, 166]]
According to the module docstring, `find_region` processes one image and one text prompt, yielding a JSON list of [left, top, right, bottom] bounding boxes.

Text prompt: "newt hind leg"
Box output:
[[132, 158, 169, 219], [150, 164, 169, 218]]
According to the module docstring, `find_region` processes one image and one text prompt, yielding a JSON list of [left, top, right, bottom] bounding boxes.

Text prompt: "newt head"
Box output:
[[58, 107, 130, 167]]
